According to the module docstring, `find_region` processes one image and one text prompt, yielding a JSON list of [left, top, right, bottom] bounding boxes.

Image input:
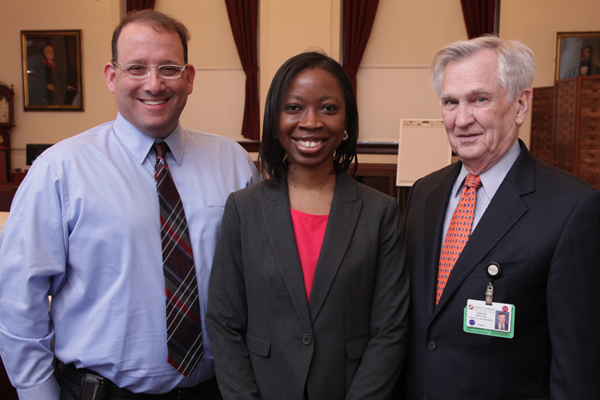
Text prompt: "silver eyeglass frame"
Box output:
[[112, 62, 188, 79]]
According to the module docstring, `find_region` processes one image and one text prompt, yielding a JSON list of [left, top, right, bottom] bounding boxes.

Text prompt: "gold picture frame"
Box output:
[[555, 31, 600, 81], [21, 30, 83, 111]]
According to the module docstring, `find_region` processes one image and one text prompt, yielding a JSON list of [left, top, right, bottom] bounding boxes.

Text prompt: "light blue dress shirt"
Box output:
[[442, 140, 521, 240], [0, 114, 259, 400]]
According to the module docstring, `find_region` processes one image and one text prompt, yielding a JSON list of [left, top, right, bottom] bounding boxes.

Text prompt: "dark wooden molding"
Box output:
[[356, 142, 398, 155], [237, 140, 261, 153], [237, 140, 399, 155], [353, 162, 397, 176]]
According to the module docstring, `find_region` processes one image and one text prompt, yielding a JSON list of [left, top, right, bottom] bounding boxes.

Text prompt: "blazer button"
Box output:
[[427, 340, 437, 351], [301, 334, 312, 346]]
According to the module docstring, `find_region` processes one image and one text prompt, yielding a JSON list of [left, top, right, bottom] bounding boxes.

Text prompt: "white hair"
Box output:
[[431, 35, 535, 102]]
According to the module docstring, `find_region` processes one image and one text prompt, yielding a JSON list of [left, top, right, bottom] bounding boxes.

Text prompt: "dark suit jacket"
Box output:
[[494, 322, 508, 331], [402, 141, 600, 400], [207, 171, 409, 400]]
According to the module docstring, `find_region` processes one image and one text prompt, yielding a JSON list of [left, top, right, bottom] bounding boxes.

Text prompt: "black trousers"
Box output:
[[56, 363, 222, 400]]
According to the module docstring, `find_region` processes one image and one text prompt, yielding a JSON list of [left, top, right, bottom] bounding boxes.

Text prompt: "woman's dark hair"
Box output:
[[258, 51, 358, 183]]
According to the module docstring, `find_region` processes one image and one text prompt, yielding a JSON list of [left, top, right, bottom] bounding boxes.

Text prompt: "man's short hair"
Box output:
[[111, 10, 191, 64], [431, 35, 535, 102]]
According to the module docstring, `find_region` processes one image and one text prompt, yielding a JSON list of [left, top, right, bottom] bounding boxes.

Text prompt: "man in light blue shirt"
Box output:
[[0, 10, 258, 400]]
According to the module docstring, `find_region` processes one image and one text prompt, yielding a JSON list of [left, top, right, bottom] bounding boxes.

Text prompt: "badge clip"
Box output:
[[485, 262, 501, 305]]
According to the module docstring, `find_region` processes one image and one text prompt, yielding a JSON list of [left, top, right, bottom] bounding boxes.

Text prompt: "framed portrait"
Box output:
[[21, 30, 83, 111], [555, 31, 600, 81]]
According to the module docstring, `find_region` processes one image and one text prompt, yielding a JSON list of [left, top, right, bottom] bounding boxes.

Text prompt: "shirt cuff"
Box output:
[[17, 375, 61, 400]]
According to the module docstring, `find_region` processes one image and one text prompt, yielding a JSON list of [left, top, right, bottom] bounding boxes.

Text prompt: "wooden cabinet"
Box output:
[[530, 76, 600, 189], [0, 182, 18, 212], [10, 170, 27, 183], [530, 86, 554, 165]]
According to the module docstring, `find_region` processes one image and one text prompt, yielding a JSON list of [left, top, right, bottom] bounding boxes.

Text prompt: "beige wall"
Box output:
[[155, 1, 246, 141], [359, 0, 600, 148], [259, 0, 342, 125], [357, 0, 467, 143], [499, 0, 600, 147], [1, 0, 120, 170], [2, 0, 600, 171]]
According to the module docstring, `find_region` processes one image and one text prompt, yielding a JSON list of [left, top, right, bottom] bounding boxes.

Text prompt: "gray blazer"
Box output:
[[207, 171, 409, 400]]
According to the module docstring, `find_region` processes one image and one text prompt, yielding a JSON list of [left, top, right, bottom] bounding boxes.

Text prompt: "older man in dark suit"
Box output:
[[402, 36, 600, 399]]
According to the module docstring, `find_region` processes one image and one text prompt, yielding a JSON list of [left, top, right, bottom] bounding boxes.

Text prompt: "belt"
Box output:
[[56, 361, 216, 400]]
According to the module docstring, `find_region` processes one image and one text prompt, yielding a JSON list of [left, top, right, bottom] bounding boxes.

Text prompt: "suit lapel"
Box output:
[[434, 143, 535, 312], [261, 179, 313, 331], [309, 172, 362, 322], [423, 165, 461, 316]]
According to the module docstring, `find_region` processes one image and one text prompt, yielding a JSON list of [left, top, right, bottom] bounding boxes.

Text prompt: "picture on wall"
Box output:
[[555, 31, 600, 81], [21, 30, 83, 111]]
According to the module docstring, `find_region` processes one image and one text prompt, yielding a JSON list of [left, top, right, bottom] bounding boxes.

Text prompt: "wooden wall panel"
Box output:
[[530, 86, 554, 165], [578, 78, 600, 189], [553, 79, 578, 173]]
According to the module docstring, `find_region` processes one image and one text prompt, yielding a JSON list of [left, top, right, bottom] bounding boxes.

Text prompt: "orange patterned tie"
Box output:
[[436, 173, 482, 305]]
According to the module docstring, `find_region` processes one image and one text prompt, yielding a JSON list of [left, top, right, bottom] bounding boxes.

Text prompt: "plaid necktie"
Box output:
[[436, 173, 482, 305], [154, 142, 203, 376]]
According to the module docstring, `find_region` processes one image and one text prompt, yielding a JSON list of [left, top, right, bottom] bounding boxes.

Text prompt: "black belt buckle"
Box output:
[[80, 373, 108, 400], [168, 388, 194, 400]]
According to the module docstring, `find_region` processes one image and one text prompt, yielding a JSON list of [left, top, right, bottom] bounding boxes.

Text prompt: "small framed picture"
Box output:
[[555, 31, 600, 81], [21, 30, 83, 111]]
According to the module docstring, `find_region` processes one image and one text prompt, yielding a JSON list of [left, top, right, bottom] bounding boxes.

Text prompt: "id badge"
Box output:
[[464, 299, 515, 339]]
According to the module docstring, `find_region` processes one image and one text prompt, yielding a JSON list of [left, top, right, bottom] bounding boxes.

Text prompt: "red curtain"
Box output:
[[460, 0, 496, 39], [225, 0, 260, 140], [342, 0, 380, 95], [126, 0, 155, 12]]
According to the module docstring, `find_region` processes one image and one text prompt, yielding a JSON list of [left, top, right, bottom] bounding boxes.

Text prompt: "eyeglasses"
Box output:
[[112, 62, 188, 79]]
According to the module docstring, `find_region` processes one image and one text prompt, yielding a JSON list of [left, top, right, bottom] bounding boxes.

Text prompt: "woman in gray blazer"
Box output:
[[207, 52, 409, 400]]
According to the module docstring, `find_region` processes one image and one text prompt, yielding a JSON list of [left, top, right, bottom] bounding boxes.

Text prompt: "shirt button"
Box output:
[[427, 340, 437, 351], [301, 334, 312, 345]]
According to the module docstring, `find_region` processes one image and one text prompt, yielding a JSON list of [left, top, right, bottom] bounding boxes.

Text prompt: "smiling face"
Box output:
[[497, 314, 507, 325], [440, 49, 531, 175], [277, 68, 346, 175], [103, 23, 195, 139]]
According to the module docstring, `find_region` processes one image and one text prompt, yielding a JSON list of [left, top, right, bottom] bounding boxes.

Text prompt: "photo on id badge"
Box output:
[[494, 311, 509, 331], [464, 299, 515, 338]]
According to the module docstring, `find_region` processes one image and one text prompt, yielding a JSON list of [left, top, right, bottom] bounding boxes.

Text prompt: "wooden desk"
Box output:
[[352, 163, 410, 216], [10, 170, 27, 183], [0, 183, 18, 212], [353, 163, 397, 198]]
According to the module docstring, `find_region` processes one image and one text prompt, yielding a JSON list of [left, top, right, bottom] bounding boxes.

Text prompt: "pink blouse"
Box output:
[[290, 209, 329, 300]]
